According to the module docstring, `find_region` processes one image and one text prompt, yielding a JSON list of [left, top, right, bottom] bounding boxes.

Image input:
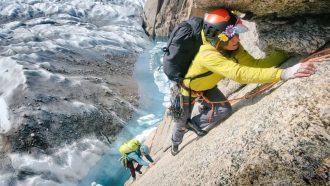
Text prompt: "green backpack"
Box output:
[[118, 139, 141, 167]]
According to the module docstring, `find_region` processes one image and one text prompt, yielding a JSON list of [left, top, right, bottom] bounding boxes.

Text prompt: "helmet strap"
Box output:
[[208, 37, 220, 48], [208, 37, 229, 54], [215, 41, 221, 50]]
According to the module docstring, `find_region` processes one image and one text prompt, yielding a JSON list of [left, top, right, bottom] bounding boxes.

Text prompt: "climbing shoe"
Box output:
[[186, 121, 208, 136], [136, 170, 142, 174], [171, 143, 179, 156]]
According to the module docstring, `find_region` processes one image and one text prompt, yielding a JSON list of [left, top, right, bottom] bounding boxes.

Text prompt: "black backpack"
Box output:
[[162, 17, 212, 84]]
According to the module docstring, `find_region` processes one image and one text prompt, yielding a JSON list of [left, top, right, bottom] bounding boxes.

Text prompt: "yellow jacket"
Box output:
[[181, 32, 289, 97]]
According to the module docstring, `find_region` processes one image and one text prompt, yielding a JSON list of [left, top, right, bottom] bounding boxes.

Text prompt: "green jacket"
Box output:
[[181, 31, 289, 97]]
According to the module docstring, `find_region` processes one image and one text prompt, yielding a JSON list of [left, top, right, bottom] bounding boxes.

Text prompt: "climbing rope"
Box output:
[[148, 123, 159, 151], [303, 48, 330, 62]]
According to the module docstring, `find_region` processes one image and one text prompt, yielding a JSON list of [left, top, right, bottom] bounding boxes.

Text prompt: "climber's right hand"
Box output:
[[281, 62, 316, 81]]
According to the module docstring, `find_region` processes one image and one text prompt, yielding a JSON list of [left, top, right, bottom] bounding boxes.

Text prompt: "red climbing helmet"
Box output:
[[203, 8, 248, 45]]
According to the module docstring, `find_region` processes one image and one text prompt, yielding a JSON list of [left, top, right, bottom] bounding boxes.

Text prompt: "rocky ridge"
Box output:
[[127, 1, 330, 185]]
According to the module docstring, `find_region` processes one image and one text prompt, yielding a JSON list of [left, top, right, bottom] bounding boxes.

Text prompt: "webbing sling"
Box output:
[[181, 71, 213, 114]]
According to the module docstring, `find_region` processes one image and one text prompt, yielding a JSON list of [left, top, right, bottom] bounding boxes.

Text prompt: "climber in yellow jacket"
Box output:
[[171, 8, 316, 155]]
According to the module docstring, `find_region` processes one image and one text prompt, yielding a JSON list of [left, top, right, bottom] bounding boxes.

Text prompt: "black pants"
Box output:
[[126, 160, 142, 179]]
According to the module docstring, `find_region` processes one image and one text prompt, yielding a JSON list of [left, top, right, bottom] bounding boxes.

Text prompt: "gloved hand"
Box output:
[[281, 62, 316, 81]]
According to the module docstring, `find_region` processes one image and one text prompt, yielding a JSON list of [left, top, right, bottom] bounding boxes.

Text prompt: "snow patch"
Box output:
[[72, 101, 97, 112], [0, 98, 10, 133], [137, 114, 161, 126], [9, 137, 109, 186], [0, 57, 26, 97], [135, 127, 156, 143]]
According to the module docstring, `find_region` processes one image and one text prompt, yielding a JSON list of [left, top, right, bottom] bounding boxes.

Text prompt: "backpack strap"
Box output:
[[188, 71, 213, 81]]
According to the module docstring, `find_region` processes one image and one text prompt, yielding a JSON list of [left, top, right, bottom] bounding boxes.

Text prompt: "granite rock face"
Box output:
[[128, 55, 330, 186], [194, 0, 330, 17], [143, 0, 330, 54], [138, 2, 330, 185], [143, 0, 194, 39]]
